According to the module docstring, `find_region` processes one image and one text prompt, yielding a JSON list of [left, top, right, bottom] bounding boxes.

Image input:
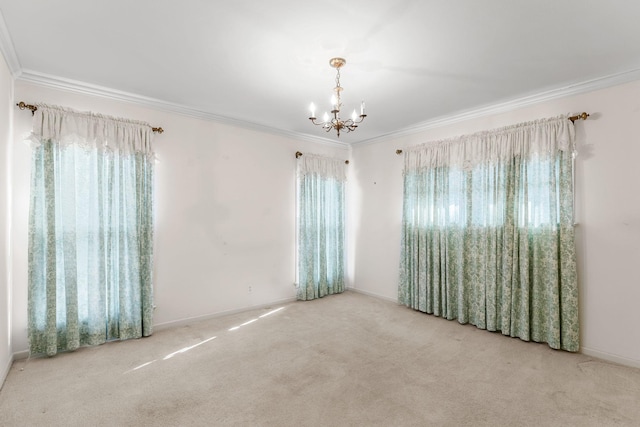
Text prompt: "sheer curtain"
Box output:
[[28, 104, 155, 356], [399, 116, 579, 351], [297, 153, 346, 301]]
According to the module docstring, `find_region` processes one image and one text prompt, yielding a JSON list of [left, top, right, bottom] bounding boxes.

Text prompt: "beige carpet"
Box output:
[[1, 291, 639, 426]]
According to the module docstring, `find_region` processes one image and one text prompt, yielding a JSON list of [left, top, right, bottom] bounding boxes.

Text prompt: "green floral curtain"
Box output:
[[28, 105, 155, 356], [399, 116, 579, 351], [297, 153, 346, 301]]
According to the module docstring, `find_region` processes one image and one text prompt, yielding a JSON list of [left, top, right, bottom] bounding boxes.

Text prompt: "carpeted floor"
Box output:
[[1, 291, 639, 426]]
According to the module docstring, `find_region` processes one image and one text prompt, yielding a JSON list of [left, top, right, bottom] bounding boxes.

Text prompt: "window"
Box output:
[[28, 105, 155, 356], [399, 117, 579, 351], [296, 153, 346, 301]]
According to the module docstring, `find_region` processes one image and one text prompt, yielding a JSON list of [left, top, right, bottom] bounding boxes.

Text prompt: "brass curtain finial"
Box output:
[[569, 112, 590, 123], [152, 127, 164, 134], [16, 101, 38, 115], [396, 149, 403, 155]]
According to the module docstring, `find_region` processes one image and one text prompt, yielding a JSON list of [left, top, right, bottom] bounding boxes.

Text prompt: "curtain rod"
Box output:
[[395, 112, 590, 155], [16, 101, 165, 134], [295, 151, 349, 164]]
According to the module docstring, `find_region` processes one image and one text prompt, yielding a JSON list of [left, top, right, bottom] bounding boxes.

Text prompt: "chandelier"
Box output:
[[308, 58, 366, 137]]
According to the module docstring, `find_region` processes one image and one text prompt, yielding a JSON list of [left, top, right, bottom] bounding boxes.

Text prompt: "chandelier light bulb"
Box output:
[[352, 110, 357, 121], [330, 95, 337, 109], [309, 102, 316, 118], [323, 112, 330, 122]]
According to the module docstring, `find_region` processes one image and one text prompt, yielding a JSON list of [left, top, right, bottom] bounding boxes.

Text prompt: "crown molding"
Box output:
[[15, 69, 350, 149], [13, 63, 640, 150], [353, 67, 640, 146], [0, 8, 21, 76]]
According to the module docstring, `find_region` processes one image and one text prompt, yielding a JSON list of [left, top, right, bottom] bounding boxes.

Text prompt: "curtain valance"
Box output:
[[28, 104, 155, 156], [404, 115, 575, 171], [297, 153, 347, 182]]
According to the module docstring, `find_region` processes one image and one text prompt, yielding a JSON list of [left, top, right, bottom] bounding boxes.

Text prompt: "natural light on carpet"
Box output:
[[163, 336, 217, 360], [228, 307, 285, 331], [125, 306, 286, 374]]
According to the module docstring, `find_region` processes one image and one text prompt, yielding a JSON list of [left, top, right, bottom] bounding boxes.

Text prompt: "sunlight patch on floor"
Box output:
[[228, 306, 286, 331], [129, 360, 157, 372], [259, 307, 285, 318], [126, 306, 286, 373], [163, 336, 217, 360]]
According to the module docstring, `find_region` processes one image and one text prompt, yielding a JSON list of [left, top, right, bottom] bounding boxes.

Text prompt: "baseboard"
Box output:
[[12, 349, 28, 360], [349, 290, 640, 370], [0, 354, 13, 391], [10, 296, 638, 371], [7, 299, 300, 358], [581, 346, 640, 369], [348, 287, 399, 304], [153, 296, 298, 332]]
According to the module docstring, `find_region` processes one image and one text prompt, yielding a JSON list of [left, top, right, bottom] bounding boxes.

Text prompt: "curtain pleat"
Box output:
[[399, 116, 579, 352]]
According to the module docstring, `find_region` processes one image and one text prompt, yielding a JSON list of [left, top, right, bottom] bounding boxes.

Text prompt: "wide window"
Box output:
[[27, 105, 155, 356], [399, 116, 579, 351]]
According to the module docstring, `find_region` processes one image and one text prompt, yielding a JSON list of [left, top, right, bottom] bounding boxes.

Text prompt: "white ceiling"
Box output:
[[1, 1, 640, 144]]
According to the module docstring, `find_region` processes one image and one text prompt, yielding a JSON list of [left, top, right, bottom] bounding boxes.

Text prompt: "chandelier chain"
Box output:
[[335, 68, 342, 107]]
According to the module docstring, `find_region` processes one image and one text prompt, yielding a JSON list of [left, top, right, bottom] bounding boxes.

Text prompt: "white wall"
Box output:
[[8, 78, 640, 369], [0, 51, 12, 385], [10, 81, 350, 354], [351, 80, 640, 367]]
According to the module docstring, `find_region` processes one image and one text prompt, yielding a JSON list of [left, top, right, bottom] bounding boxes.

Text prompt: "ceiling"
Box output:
[[1, 1, 640, 144]]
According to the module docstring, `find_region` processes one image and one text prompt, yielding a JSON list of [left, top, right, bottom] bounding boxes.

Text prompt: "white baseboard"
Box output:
[[12, 349, 28, 360], [8, 299, 300, 357], [9, 296, 638, 372], [348, 287, 399, 304], [0, 354, 13, 391], [349, 289, 640, 370], [153, 296, 298, 332], [581, 346, 640, 369]]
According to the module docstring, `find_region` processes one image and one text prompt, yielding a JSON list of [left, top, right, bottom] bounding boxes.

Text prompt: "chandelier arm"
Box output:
[[353, 114, 367, 124]]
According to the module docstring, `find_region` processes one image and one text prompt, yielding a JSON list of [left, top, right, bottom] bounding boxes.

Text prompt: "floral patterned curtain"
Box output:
[[399, 116, 579, 351], [27, 104, 155, 356], [297, 153, 346, 301]]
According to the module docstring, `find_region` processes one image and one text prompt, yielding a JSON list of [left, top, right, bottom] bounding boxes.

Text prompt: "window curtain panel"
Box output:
[[297, 153, 346, 301], [399, 116, 579, 351], [27, 104, 155, 356]]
